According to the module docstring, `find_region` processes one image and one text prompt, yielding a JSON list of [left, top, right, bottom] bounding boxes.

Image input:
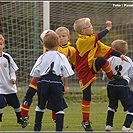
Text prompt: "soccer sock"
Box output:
[[106, 110, 115, 127], [21, 78, 38, 117], [15, 107, 21, 117], [102, 61, 113, 78], [14, 108, 21, 123], [29, 77, 38, 89], [15, 112, 21, 122], [34, 111, 44, 131], [21, 104, 30, 116], [52, 111, 56, 121], [56, 111, 64, 131], [123, 114, 133, 128], [82, 100, 90, 121]]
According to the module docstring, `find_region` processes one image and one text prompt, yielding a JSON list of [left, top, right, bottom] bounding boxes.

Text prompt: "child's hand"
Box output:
[[63, 86, 70, 94], [10, 79, 16, 84], [120, 55, 128, 62], [106, 21, 112, 31]]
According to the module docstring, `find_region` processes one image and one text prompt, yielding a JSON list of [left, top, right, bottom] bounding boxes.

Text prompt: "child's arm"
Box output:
[[10, 71, 17, 84], [63, 77, 69, 93], [97, 21, 112, 40], [111, 50, 128, 62]]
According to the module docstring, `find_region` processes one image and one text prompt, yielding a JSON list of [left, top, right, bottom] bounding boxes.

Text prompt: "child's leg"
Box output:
[[106, 107, 115, 127], [123, 112, 133, 128], [20, 78, 38, 128], [52, 111, 56, 122], [0, 109, 4, 122], [122, 111, 133, 132], [14, 107, 22, 124], [105, 107, 115, 131], [106, 84, 118, 131], [0, 109, 3, 129], [82, 86, 91, 122], [0, 95, 7, 123], [94, 57, 113, 78], [21, 77, 38, 117], [56, 111, 64, 131], [81, 85, 93, 131], [122, 100, 133, 131], [34, 106, 44, 131]]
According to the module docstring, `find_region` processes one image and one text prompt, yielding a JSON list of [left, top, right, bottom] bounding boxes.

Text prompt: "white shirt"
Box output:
[[103, 56, 133, 83], [30, 50, 75, 78], [0, 52, 19, 94]]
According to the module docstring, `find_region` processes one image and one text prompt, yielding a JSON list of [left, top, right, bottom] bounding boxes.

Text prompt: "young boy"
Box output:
[[0, 34, 22, 126], [102, 40, 133, 132], [20, 27, 76, 128], [56, 26, 76, 69], [73, 18, 128, 131], [31, 30, 74, 131]]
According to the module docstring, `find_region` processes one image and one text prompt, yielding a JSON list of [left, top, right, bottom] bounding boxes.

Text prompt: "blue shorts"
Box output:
[[0, 93, 20, 108], [107, 79, 133, 112], [37, 74, 68, 111]]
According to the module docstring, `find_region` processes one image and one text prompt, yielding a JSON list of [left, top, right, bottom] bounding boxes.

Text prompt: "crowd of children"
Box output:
[[0, 18, 133, 132]]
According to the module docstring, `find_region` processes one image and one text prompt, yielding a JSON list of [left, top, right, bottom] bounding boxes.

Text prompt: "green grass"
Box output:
[[0, 89, 132, 132]]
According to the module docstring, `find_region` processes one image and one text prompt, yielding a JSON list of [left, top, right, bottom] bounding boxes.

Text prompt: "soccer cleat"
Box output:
[[34, 128, 41, 131], [109, 74, 123, 81], [122, 126, 133, 132], [81, 120, 93, 131], [105, 125, 112, 131], [20, 116, 29, 128], [17, 118, 23, 124]]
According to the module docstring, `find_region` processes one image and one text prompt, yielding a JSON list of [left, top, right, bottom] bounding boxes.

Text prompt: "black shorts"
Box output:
[[37, 74, 68, 112], [0, 93, 20, 108], [107, 79, 133, 112]]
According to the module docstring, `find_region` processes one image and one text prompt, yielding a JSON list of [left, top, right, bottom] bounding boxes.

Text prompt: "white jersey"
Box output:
[[108, 56, 133, 83], [30, 50, 75, 78], [0, 52, 19, 94]]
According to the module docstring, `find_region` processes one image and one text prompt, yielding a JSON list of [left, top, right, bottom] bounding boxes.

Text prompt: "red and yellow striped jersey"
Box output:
[[76, 34, 113, 90]]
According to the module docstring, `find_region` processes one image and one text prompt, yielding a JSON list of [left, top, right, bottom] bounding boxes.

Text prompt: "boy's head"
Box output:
[[40, 30, 59, 50], [0, 34, 5, 51], [55, 27, 70, 46], [111, 39, 128, 55], [73, 18, 93, 35]]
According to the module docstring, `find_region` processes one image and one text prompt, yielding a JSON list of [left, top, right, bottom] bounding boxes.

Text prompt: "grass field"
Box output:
[[0, 88, 132, 132]]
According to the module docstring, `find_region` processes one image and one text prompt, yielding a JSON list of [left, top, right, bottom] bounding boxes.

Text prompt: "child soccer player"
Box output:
[[0, 34, 22, 126], [73, 18, 128, 131], [56, 26, 76, 69], [20, 27, 76, 128], [102, 40, 133, 132], [31, 30, 74, 131]]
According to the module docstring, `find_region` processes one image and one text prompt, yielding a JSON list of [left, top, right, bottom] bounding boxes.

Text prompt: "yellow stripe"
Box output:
[[82, 104, 90, 113], [103, 65, 112, 73], [80, 77, 97, 90], [82, 110, 90, 113], [29, 84, 37, 90], [82, 104, 90, 107], [21, 106, 30, 111]]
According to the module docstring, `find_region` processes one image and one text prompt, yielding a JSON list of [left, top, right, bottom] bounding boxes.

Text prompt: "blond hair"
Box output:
[[55, 27, 70, 35], [73, 18, 90, 33], [44, 32, 59, 49], [0, 34, 5, 43], [111, 39, 128, 55]]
